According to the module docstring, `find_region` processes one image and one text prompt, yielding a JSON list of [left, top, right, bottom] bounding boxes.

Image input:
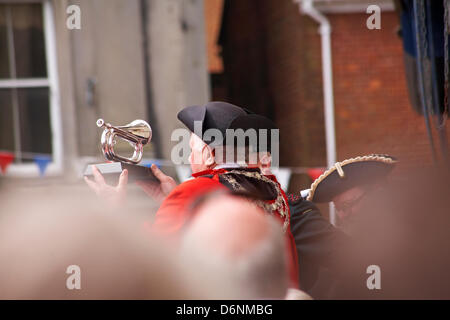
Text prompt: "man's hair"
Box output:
[[213, 144, 270, 166]]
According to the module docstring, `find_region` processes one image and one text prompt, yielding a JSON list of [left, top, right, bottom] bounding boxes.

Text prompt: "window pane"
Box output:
[[12, 4, 47, 78], [17, 87, 52, 156], [0, 89, 14, 151], [0, 6, 10, 78]]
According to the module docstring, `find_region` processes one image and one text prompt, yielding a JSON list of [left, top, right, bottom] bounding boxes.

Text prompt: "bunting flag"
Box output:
[[0, 152, 15, 174], [33, 155, 52, 177], [307, 168, 325, 182]]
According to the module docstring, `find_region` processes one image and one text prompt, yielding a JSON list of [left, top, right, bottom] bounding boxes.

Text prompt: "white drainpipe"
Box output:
[[294, 0, 337, 225]]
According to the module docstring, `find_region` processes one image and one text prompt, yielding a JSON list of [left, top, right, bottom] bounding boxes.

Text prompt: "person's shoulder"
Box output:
[[169, 176, 225, 197], [178, 176, 223, 188], [287, 197, 336, 233], [288, 196, 321, 217], [157, 176, 226, 217]]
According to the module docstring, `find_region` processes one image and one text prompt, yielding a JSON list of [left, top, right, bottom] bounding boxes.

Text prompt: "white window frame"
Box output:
[[0, 0, 63, 177]]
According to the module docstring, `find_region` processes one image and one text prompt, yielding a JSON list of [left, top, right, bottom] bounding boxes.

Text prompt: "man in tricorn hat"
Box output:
[[287, 154, 397, 297], [86, 101, 299, 287], [307, 154, 397, 226]]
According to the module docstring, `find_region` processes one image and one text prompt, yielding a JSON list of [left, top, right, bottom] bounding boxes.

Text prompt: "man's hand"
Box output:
[[84, 165, 128, 206], [136, 164, 177, 204]]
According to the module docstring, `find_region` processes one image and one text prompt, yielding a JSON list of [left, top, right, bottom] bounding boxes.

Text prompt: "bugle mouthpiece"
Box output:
[[96, 119, 105, 128]]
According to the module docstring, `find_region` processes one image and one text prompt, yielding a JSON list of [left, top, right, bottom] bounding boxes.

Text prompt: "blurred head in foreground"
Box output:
[[0, 188, 204, 299], [329, 167, 450, 299], [181, 192, 290, 299]]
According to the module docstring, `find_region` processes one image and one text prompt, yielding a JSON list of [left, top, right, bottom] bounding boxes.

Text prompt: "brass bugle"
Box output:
[[96, 118, 152, 164]]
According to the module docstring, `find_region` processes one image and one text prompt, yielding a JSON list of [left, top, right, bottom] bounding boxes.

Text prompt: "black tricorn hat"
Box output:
[[177, 101, 278, 152], [307, 154, 397, 203]]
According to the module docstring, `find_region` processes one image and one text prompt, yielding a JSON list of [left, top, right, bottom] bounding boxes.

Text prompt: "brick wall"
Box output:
[[204, 0, 224, 73], [329, 12, 449, 169]]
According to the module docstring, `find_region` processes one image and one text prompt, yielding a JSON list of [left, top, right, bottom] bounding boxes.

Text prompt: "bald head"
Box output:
[[190, 195, 270, 258], [181, 194, 288, 299]]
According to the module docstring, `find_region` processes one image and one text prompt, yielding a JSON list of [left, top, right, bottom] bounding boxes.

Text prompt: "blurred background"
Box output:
[[0, 0, 448, 195]]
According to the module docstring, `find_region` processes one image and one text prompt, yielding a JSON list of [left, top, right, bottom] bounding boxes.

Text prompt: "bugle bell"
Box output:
[[96, 118, 152, 164]]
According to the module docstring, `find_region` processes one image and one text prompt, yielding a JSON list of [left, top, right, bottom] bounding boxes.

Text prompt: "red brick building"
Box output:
[[206, 0, 449, 192]]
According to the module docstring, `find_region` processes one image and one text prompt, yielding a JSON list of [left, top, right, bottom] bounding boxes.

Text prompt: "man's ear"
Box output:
[[203, 145, 215, 167], [259, 152, 272, 168]]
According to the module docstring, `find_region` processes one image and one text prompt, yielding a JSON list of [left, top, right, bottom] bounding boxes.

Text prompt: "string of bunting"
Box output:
[[0, 150, 325, 185], [0, 150, 52, 176]]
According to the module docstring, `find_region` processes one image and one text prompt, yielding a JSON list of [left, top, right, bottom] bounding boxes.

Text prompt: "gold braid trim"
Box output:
[[307, 154, 397, 201], [219, 170, 290, 233]]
